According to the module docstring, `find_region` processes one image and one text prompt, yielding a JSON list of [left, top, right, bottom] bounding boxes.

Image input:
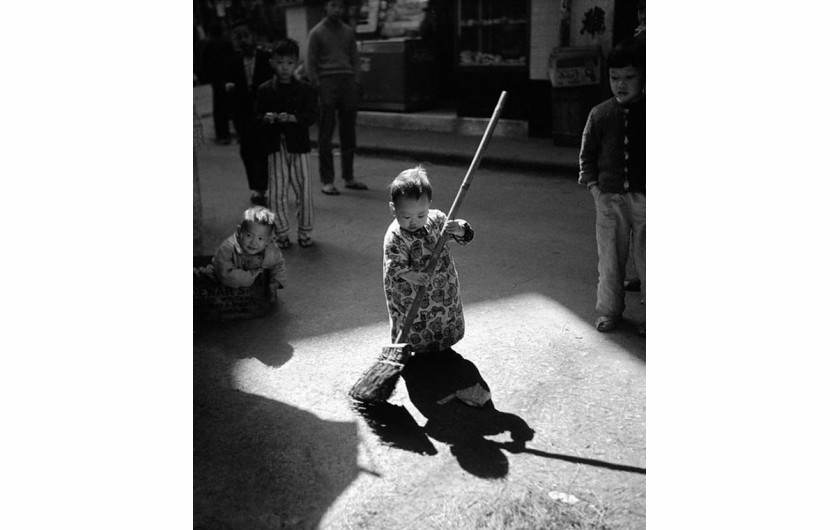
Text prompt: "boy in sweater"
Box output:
[[578, 38, 646, 336], [306, 0, 368, 195]]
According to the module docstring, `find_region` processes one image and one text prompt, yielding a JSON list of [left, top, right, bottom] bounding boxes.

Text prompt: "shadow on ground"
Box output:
[[193, 299, 295, 369], [194, 319, 363, 529], [194, 388, 361, 529], [352, 349, 645, 478], [352, 349, 533, 479]]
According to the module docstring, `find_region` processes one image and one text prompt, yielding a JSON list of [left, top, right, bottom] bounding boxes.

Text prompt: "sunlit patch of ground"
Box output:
[[226, 292, 645, 529]]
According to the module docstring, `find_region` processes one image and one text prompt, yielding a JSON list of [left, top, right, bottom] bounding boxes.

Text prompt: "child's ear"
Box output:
[[388, 202, 396, 216]]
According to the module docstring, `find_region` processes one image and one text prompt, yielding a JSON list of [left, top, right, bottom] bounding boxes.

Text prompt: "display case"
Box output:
[[457, 0, 527, 69], [358, 38, 437, 112], [455, 0, 529, 119]]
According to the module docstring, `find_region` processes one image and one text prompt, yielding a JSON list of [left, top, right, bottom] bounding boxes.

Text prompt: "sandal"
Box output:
[[275, 237, 291, 249], [595, 316, 620, 333], [298, 235, 314, 248], [321, 184, 340, 195]]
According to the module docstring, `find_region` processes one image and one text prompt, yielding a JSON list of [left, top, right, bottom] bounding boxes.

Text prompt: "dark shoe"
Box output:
[[275, 236, 291, 249], [625, 278, 641, 292], [344, 180, 368, 190], [321, 184, 340, 195]]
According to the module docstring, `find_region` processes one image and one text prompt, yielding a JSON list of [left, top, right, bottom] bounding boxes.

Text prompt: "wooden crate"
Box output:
[[193, 256, 271, 321]]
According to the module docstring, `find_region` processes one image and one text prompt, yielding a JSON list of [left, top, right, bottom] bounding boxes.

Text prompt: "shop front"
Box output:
[[357, 38, 437, 111], [454, 0, 529, 120], [352, 0, 448, 112], [215, 0, 638, 139]]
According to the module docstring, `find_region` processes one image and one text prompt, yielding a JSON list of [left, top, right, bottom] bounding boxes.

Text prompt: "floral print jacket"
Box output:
[[383, 209, 474, 354]]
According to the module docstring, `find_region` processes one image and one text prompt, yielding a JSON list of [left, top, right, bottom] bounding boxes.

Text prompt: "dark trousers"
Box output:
[[211, 82, 231, 141], [317, 75, 358, 184], [239, 137, 268, 192]]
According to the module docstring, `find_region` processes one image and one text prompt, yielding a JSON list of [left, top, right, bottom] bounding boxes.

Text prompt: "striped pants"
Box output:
[[268, 141, 314, 240]]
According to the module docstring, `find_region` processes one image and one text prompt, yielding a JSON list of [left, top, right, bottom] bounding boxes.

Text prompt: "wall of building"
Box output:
[[529, 0, 619, 81], [570, 0, 615, 54], [526, 0, 618, 139], [286, 5, 312, 46], [529, 0, 562, 81]]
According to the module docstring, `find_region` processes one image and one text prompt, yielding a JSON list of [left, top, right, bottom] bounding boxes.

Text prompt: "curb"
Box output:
[[197, 111, 579, 175], [351, 143, 579, 175]]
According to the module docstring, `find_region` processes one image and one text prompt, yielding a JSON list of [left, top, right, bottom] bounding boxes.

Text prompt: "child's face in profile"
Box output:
[[609, 66, 644, 104], [237, 222, 273, 254], [390, 195, 431, 233], [271, 54, 297, 82]]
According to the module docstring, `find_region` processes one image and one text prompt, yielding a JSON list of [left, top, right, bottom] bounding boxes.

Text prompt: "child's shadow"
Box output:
[[400, 348, 535, 479], [354, 349, 646, 477]]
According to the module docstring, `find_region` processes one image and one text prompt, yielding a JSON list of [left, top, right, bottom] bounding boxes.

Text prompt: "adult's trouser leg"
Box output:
[[595, 192, 632, 317], [240, 138, 268, 192], [317, 79, 338, 185], [211, 82, 230, 140], [336, 76, 358, 182]]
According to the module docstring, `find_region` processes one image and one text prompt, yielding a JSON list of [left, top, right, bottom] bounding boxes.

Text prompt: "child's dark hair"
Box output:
[[607, 38, 645, 70], [240, 206, 277, 231], [389, 166, 433, 204], [272, 38, 299, 59]]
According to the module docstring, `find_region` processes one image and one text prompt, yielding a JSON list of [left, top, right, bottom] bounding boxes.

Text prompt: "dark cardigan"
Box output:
[[253, 77, 318, 154], [578, 97, 646, 194]]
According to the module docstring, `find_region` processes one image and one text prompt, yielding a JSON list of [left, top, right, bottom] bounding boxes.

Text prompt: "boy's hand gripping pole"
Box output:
[[394, 91, 509, 344]]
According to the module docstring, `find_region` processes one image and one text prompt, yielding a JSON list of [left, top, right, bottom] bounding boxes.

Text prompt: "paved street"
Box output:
[[194, 110, 646, 529]]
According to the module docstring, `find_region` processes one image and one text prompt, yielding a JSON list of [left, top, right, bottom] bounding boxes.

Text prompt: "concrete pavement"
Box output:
[[193, 84, 645, 529]]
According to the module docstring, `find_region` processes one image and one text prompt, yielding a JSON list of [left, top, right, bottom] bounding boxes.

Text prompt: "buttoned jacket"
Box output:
[[579, 97, 646, 194]]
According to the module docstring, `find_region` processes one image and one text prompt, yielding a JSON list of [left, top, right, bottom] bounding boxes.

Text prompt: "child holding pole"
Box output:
[[383, 166, 475, 354]]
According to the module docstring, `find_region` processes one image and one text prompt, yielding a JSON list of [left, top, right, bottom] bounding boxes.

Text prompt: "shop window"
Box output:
[[457, 0, 528, 68]]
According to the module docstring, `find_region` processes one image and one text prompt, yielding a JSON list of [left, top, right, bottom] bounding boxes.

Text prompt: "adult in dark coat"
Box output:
[[199, 24, 236, 144], [225, 24, 274, 203]]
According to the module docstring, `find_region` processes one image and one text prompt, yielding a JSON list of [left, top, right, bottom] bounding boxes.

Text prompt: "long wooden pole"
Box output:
[[394, 91, 509, 344]]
